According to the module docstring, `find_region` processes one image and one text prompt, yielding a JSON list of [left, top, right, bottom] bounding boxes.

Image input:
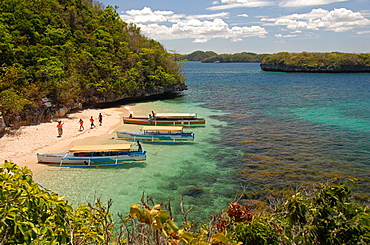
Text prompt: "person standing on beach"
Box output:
[[137, 140, 142, 152], [78, 119, 84, 131], [57, 121, 64, 137], [90, 116, 95, 129], [98, 113, 103, 126]]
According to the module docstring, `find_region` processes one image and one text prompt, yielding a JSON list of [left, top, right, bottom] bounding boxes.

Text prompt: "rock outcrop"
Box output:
[[1, 83, 187, 131]]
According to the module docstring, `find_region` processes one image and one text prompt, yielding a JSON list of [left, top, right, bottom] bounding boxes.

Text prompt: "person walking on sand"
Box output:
[[78, 118, 84, 131], [98, 113, 103, 126], [57, 121, 64, 137], [90, 116, 95, 129]]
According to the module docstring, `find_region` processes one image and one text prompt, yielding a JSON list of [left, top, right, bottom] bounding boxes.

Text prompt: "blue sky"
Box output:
[[100, 0, 370, 54]]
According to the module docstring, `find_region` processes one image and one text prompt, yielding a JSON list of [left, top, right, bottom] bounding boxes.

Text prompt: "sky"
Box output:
[[99, 0, 370, 54]]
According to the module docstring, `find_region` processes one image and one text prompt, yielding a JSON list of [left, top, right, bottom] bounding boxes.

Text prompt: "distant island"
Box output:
[[179, 51, 370, 73], [260, 52, 370, 73], [178, 51, 268, 63]]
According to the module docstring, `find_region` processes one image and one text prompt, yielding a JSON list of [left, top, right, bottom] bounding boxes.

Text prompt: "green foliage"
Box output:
[[214, 180, 370, 244], [0, 88, 30, 112], [262, 52, 370, 69], [202, 52, 268, 63], [180, 51, 267, 63], [2, 163, 369, 244], [0, 162, 116, 244], [179, 51, 218, 61], [0, 162, 71, 244], [0, 0, 185, 114]]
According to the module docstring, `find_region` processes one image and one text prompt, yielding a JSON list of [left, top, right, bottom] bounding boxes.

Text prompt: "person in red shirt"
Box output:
[[90, 116, 95, 129], [78, 119, 84, 131], [57, 121, 64, 137]]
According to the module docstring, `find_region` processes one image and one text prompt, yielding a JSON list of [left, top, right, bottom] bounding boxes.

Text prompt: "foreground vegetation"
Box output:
[[1, 162, 369, 244], [0, 0, 185, 115]]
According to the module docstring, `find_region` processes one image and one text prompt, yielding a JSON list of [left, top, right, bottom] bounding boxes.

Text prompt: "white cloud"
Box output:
[[137, 18, 267, 42], [208, 0, 349, 10], [279, 0, 348, 8], [262, 8, 370, 32], [121, 7, 172, 24], [186, 12, 230, 20], [207, 0, 272, 10], [238, 14, 249, 17], [120, 7, 267, 43], [275, 33, 297, 38], [357, 30, 370, 34]]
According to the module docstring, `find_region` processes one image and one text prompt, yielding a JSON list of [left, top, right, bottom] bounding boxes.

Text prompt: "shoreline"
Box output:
[[0, 106, 127, 174]]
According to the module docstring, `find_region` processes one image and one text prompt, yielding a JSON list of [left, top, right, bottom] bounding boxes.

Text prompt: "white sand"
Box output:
[[0, 106, 126, 173]]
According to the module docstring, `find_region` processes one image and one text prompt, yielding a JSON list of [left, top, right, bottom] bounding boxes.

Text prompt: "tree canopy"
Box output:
[[201, 52, 268, 63], [261, 52, 370, 72], [0, 0, 185, 114]]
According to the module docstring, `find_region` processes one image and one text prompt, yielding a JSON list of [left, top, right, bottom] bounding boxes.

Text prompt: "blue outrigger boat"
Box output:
[[37, 144, 146, 167], [116, 126, 194, 143]]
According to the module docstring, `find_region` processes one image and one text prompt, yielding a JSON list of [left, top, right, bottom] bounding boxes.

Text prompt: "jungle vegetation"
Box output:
[[261, 52, 370, 68], [179, 51, 267, 63], [0, 0, 185, 114], [1, 162, 369, 245], [201, 52, 268, 63], [179, 51, 218, 61]]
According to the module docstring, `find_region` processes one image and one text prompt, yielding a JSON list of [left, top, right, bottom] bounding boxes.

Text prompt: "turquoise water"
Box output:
[[34, 62, 370, 222]]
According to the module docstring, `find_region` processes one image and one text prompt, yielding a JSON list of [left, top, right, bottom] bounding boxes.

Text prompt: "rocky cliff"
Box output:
[[0, 83, 187, 132]]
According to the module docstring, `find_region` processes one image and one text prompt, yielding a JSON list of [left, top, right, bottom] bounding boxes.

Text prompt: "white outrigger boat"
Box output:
[[123, 113, 206, 126], [116, 126, 194, 143], [37, 144, 146, 167]]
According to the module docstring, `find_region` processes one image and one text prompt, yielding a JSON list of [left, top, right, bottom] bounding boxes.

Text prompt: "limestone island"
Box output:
[[260, 52, 370, 73]]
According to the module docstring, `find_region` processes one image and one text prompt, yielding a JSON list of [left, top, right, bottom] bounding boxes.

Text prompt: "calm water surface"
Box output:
[[35, 62, 370, 222]]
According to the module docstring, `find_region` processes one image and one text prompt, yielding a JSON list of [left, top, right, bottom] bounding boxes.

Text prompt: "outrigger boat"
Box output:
[[123, 113, 206, 126], [116, 126, 194, 143], [37, 144, 146, 167]]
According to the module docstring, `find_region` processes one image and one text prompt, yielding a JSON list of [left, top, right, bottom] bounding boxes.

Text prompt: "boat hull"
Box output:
[[37, 151, 146, 167], [116, 131, 194, 143], [123, 117, 205, 126]]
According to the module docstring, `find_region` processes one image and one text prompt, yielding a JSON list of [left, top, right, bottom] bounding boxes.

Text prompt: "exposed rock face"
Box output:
[[260, 62, 370, 73], [1, 83, 187, 131]]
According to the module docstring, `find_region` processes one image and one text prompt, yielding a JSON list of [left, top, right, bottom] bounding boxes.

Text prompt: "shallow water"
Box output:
[[34, 62, 370, 222]]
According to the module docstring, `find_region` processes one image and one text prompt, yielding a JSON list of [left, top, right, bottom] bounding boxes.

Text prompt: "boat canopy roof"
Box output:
[[154, 113, 197, 119], [142, 126, 184, 131], [69, 144, 131, 153]]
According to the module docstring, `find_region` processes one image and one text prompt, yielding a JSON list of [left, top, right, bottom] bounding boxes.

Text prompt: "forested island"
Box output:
[[180, 51, 370, 73], [0, 0, 186, 128], [261, 52, 370, 73], [179, 51, 268, 63]]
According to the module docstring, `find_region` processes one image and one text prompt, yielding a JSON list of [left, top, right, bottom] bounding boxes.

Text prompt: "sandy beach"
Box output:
[[0, 106, 126, 173]]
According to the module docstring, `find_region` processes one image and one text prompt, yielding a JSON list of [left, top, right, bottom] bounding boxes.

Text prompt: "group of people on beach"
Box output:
[[57, 113, 103, 137]]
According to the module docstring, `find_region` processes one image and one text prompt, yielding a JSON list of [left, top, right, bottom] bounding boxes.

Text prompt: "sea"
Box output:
[[34, 61, 370, 222]]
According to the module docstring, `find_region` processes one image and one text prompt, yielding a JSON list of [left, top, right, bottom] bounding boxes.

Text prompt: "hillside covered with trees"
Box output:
[[0, 0, 186, 127], [261, 52, 370, 72], [178, 51, 217, 61], [179, 51, 267, 63]]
